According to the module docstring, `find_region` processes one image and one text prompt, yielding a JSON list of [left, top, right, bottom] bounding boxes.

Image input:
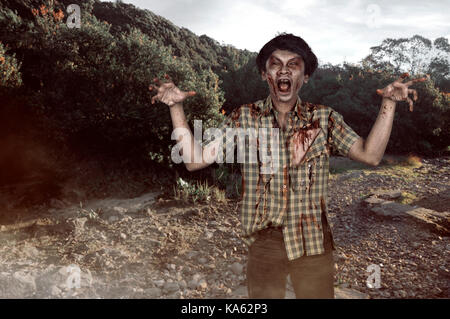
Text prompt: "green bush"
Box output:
[[1, 1, 225, 162], [0, 41, 22, 87]]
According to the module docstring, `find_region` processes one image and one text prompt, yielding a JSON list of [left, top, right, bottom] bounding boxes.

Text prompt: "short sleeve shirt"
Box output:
[[204, 96, 360, 260]]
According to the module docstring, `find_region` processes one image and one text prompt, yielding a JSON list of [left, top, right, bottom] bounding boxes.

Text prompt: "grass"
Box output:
[[397, 191, 418, 205], [78, 202, 100, 220], [173, 178, 227, 204], [329, 154, 424, 182], [329, 157, 370, 175]]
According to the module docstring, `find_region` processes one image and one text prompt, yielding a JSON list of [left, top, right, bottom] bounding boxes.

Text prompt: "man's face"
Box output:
[[261, 49, 309, 105]]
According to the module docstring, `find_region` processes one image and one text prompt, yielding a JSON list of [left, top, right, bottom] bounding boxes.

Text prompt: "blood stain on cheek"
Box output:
[[267, 74, 278, 100]]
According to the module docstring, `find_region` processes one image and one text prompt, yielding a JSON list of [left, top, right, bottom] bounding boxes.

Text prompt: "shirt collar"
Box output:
[[262, 95, 309, 122]]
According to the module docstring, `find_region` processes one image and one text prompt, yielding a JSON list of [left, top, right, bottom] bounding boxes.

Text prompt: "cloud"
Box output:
[[105, 0, 450, 65]]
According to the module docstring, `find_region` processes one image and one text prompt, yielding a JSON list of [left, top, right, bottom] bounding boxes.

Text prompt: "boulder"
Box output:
[[0, 271, 37, 298], [364, 196, 450, 235]]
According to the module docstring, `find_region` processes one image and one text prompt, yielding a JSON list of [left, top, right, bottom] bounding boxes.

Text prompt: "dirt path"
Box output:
[[0, 156, 448, 299]]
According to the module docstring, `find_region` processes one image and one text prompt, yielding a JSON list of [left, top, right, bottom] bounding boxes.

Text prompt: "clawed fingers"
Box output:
[[151, 74, 173, 88], [153, 77, 161, 86], [376, 73, 429, 112], [408, 89, 418, 101], [151, 94, 159, 105], [404, 76, 427, 87], [393, 82, 408, 99], [394, 72, 410, 83], [376, 85, 394, 97], [149, 75, 196, 106], [406, 96, 414, 112]]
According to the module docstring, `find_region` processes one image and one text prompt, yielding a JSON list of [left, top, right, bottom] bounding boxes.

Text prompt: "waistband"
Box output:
[[257, 225, 283, 238]]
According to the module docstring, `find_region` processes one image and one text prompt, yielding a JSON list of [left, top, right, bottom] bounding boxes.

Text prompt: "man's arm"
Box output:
[[150, 77, 219, 171], [348, 73, 427, 166]]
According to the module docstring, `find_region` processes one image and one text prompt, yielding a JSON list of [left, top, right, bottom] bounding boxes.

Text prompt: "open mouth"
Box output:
[[277, 78, 291, 93]]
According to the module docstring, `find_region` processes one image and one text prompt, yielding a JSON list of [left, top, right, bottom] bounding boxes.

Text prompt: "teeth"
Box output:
[[278, 79, 290, 84]]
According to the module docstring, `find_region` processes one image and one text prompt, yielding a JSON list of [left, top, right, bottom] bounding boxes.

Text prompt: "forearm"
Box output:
[[169, 103, 204, 170], [363, 98, 396, 164]]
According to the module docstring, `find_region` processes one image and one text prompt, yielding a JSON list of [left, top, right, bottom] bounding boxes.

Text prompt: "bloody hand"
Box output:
[[376, 73, 428, 112], [149, 74, 196, 107]]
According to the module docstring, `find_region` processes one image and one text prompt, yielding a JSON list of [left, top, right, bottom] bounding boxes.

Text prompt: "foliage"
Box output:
[[173, 177, 226, 204], [0, 0, 448, 180], [301, 61, 450, 155], [0, 41, 22, 87], [362, 35, 450, 91], [0, 0, 224, 162]]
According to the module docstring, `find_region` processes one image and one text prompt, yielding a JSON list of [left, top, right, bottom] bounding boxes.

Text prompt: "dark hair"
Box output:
[[256, 33, 318, 77]]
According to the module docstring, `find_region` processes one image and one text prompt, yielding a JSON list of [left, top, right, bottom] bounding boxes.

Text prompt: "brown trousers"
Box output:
[[246, 217, 335, 299]]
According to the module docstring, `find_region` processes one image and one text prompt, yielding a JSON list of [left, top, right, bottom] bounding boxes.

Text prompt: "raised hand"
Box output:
[[376, 73, 428, 112], [149, 74, 196, 107]]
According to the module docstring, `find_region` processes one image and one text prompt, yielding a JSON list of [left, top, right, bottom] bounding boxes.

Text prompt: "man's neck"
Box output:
[[272, 98, 296, 115], [272, 99, 297, 131]]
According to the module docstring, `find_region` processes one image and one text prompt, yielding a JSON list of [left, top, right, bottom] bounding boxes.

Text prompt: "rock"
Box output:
[[112, 206, 128, 214], [51, 285, 62, 296], [340, 171, 364, 181], [335, 287, 369, 299], [365, 197, 450, 235], [192, 274, 202, 282], [205, 231, 214, 240], [373, 190, 403, 200], [72, 217, 87, 230], [167, 264, 176, 271], [403, 207, 450, 235], [144, 287, 162, 298], [188, 279, 198, 290], [163, 282, 179, 293], [231, 285, 247, 298], [368, 201, 408, 217], [22, 244, 40, 259], [230, 262, 244, 275], [120, 233, 127, 240], [36, 264, 92, 296], [0, 271, 36, 298], [197, 279, 207, 290], [198, 257, 207, 264], [179, 280, 187, 289], [364, 197, 387, 205], [108, 216, 119, 223], [153, 279, 165, 288], [186, 251, 199, 259]]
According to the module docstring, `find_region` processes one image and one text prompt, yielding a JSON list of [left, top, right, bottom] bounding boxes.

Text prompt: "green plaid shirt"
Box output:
[[206, 96, 360, 260]]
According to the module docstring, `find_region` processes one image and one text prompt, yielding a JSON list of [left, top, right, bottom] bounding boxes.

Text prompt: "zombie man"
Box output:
[[149, 33, 426, 298]]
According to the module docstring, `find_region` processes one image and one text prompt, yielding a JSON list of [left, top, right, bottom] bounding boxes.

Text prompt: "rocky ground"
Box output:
[[0, 155, 448, 299]]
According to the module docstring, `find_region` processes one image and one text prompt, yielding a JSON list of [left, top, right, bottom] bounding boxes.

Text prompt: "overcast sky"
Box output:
[[108, 0, 450, 65]]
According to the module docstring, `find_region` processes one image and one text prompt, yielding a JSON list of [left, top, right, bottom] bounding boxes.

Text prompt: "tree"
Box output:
[[362, 35, 450, 86]]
